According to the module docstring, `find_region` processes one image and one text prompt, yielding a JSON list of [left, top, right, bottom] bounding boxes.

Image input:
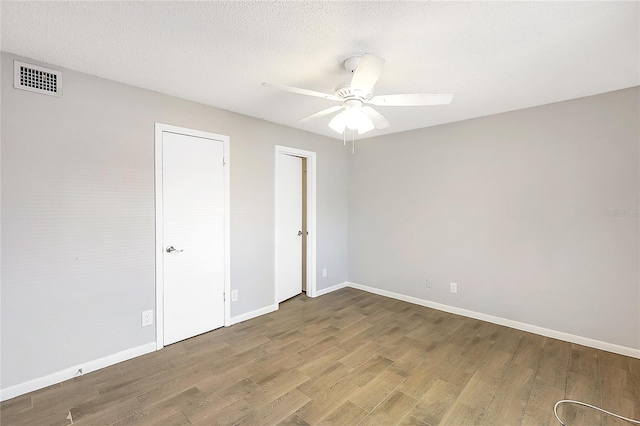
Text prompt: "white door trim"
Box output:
[[275, 146, 317, 300], [155, 123, 231, 351]]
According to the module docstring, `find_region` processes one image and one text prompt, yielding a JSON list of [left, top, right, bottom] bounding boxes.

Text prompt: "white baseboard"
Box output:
[[230, 304, 278, 325], [4, 284, 635, 402], [347, 282, 640, 359], [0, 342, 156, 402], [313, 281, 348, 297], [231, 282, 348, 325]]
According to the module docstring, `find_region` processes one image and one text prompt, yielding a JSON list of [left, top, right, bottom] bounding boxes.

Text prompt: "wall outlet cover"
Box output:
[[450, 282, 458, 294], [322, 268, 327, 277], [231, 290, 238, 301], [141, 310, 154, 327]]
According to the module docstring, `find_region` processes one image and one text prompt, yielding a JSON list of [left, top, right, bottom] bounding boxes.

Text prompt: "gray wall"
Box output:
[[2, 49, 638, 393], [349, 87, 640, 350], [1, 52, 349, 389]]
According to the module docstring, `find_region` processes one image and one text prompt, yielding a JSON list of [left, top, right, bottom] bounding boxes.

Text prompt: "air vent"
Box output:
[[14, 60, 62, 97]]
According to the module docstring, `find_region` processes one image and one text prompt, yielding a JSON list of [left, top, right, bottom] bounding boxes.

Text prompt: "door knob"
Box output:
[[166, 245, 183, 253], [298, 231, 303, 236]]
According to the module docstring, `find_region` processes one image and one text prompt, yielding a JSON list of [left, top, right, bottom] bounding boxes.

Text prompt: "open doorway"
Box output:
[[274, 146, 317, 305]]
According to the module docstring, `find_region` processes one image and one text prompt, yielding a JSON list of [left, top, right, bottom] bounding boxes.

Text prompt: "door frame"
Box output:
[[274, 146, 317, 302], [155, 123, 231, 350]]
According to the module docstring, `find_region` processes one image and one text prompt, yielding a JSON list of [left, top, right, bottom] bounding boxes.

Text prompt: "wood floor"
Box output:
[[2, 288, 639, 425]]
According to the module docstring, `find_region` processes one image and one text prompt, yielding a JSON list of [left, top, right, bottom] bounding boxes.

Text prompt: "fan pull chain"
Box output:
[[343, 130, 346, 146], [352, 129, 356, 154]]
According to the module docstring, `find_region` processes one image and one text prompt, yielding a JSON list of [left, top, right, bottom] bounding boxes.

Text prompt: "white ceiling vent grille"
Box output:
[[14, 61, 62, 97]]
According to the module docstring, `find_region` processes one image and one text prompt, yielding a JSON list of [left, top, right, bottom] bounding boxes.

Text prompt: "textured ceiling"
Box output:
[[1, 1, 638, 140]]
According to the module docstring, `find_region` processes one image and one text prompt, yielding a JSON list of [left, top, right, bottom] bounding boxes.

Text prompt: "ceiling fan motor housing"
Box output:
[[335, 86, 373, 101], [344, 99, 363, 110]]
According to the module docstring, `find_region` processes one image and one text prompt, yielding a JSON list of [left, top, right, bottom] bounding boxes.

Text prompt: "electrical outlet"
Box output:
[[141, 310, 153, 327], [450, 282, 458, 294], [231, 290, 238, 301], [322, 268, 327, 277], [426, 278, 432, 289]]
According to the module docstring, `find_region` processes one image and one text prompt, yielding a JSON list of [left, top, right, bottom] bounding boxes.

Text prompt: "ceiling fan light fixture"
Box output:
[[343, 104, 373, 132], [329, 107, 373, 135], [344, 113, 363, 130], [328, 111, 347, 134], [357, 119, 375, 135]]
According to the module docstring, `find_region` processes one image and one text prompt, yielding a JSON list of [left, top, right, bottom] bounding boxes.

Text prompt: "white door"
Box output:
[[162, 131, 225, 345], [276, 154, 303, 303]]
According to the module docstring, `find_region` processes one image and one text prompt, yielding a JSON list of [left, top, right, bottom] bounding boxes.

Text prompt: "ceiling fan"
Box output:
[[263, 54, 454, 136]]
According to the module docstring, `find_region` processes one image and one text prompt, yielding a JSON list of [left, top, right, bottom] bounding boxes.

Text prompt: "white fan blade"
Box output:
[[299, 105, 343, 123], [350, 54, 385, 96], [368, 93, 454, 106], [262, 82, 341, 101], [362, 106, 390, 129]]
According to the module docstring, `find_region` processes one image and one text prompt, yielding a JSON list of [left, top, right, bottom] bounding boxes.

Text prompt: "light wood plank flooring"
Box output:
[[2, 288, 639, 425]]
